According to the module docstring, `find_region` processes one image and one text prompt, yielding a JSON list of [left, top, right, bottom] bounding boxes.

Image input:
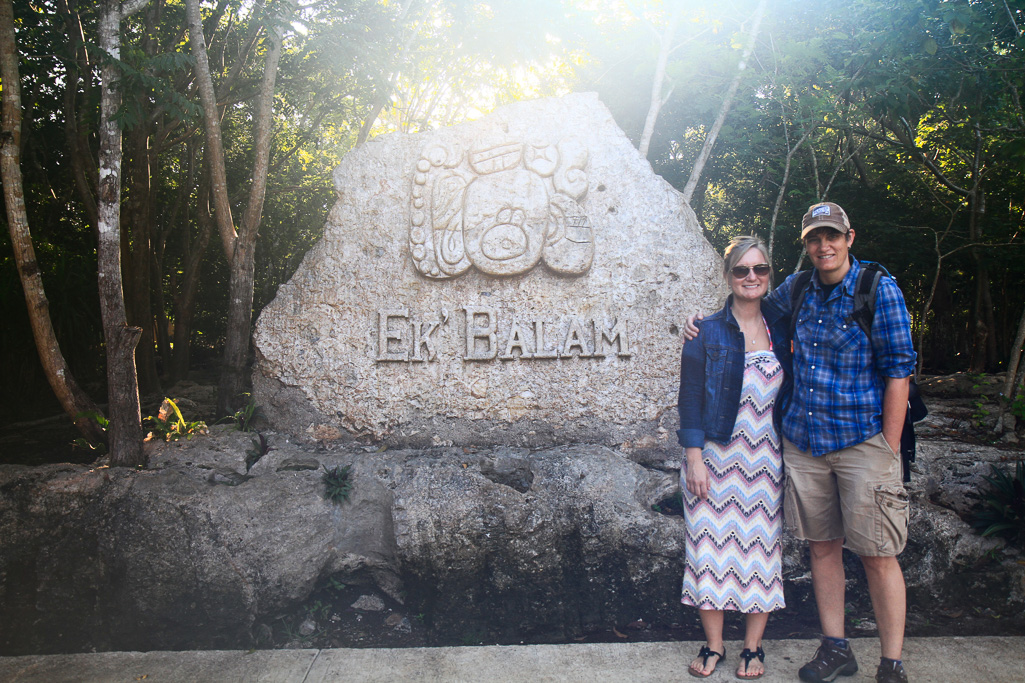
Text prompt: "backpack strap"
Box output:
[[851, 262, 882, 337], [788, 269, 814, 343]]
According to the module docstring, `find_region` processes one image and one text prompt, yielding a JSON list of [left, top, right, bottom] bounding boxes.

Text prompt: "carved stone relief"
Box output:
[[409, 138, 594, 279], [252, 93, 728, 449]]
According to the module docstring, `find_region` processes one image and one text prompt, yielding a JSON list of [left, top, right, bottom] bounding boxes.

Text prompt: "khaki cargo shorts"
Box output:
[[782, 432, 909, 557]]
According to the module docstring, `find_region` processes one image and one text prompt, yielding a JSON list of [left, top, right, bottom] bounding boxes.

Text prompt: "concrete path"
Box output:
[[1, 637, 1021, 682]]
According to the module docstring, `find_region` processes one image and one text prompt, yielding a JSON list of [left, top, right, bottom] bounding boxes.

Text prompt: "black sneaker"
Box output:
[[798, 638, 859, 682], [876, 658, 908, 683]]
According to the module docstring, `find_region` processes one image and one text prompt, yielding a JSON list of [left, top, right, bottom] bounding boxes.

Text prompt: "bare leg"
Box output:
[[860, 555, 906, 660], [737, 612, 769, 678], [809, 538, 846, 638], [689, 609, 725, 676]]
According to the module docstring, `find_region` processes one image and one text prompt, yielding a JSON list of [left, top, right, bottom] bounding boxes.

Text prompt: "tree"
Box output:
[[97, 0, 150, 466], [681, 0, 766, 204], [0, 0, 104, 445], [186, 0, 285, 416]]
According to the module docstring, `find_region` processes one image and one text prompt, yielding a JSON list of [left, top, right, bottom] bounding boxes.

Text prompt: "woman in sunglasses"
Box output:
[[677, 235, 792, 679]]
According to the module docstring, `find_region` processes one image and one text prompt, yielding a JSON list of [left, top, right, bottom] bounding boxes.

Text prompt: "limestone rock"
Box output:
[[351, 595, 386, 612], [253, 93, 724, 448], [910, 441, 1010, 516], [2, 431, 1021, 654]]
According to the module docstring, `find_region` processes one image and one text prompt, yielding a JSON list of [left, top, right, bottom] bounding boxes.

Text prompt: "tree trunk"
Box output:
[[216, 11, 284, 415], [996, 300, 1025, 433], [767, 128, 812, 262], [682, 0, 767, 204], [170, 147, 211, 384], [969, 254, 992, 373], [185, 0, 236, 260], [57, 0, 100, 234], [187, 0, 284, 414], [0, 0, 104, 446], [970, 257, 998, 371], [638, 5, 683, 159], [124, 124, 161, 393], [97, 0, 147, 467]]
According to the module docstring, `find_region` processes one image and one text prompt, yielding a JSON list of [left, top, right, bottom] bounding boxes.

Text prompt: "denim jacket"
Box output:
[[676, 296, 793, 448]]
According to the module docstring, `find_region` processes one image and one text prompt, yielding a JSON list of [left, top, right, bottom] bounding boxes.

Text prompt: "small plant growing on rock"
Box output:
[[245, 434, 275, 471], [145, 398, 207, 442], [651, 490, 684, 516], [323, 464, 353, 503], [232, 393, 262, 432], [972, 460, 1025, 547]]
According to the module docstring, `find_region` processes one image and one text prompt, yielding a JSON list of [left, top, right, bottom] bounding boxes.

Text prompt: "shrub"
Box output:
[[232, 394, 262, 432], [145, 398, 207, 442], [323, 464, 353, 503], [972, 460, 1025, 548]]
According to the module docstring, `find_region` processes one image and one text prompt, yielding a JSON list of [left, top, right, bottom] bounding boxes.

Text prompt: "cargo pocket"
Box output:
[[873, 484, 909, 555], [783, 476, 800, 535]]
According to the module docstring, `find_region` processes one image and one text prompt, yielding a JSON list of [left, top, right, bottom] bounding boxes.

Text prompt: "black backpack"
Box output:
[[788, 262, 927, 482]]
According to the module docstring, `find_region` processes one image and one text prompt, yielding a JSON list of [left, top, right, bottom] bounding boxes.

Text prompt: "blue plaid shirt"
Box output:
[[765, 258, 917, 456]]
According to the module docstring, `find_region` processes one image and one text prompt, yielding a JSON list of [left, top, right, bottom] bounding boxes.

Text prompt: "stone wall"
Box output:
[[1, 430, 1020, 654], [252, 93, 725, 447]]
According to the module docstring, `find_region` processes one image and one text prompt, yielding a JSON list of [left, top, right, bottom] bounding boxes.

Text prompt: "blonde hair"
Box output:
[[722, 235, 771, 283]]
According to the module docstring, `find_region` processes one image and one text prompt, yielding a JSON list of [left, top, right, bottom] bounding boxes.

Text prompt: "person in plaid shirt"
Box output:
[[684, 202, 916, 683]]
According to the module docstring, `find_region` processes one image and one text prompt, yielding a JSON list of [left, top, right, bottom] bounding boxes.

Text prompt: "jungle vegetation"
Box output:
[[2, 0, 1024, 462]]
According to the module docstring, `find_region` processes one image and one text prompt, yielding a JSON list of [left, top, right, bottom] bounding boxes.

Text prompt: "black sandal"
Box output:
[[736, 646, 765, 680], [689, 645, 726, 678]]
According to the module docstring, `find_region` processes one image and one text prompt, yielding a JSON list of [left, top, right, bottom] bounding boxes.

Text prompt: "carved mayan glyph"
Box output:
[[252, 93, 727, 449], [409, 138, 594, 278]]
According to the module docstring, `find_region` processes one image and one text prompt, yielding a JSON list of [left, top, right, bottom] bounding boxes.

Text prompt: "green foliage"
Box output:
[[972, 399, 992, 425], [145, 399, 208, 442], [245, 433, 275, 472], [322, 464, 353, 504], [1009, 395, 1025, 422], [304, 600, 331, 621], [651, 491, 685, 516], [89, 42, 200, 129], [972, 460, 1025, 547], [8, 0, 1025, 441], [279, 617, 321, 647], [72, 411, 109, 455], [232, 394, 262, 432]]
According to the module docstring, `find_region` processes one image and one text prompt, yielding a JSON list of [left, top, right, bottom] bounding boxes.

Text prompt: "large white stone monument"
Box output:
[[253, 93, 725, 448]]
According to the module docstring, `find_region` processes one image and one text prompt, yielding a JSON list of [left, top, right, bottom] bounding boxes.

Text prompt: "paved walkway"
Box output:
[[1, 637, 1021, 682]]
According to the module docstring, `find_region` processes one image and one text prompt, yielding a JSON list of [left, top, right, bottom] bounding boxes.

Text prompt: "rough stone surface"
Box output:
[[1, 429, 1020, 654], [352, 595, 386, 612], [252, 93, 724, 448]]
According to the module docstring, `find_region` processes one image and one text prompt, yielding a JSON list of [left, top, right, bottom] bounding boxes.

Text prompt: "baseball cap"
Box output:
[[801, 202, 850, 239]]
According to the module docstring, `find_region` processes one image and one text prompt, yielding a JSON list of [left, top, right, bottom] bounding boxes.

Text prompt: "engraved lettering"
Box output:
[[594, 318, 632, 357], [561, 317, 592, 357], [499, 321, 534, 360], [532, 319, 558, 359], [464, 307, 498, 360], [377, 309, 409, 361], [410, 318, 442, 362], [373, 308, 633, 363]]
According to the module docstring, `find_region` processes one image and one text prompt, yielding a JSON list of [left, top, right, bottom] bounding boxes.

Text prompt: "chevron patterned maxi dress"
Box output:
[[681, 349, 785, 613]]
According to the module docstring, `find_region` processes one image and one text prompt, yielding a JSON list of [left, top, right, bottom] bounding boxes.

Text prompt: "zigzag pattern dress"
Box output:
[[681, 349, 785, 613]]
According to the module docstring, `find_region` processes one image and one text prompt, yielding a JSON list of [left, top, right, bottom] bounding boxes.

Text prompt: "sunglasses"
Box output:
[[730, 264, 771, 279]]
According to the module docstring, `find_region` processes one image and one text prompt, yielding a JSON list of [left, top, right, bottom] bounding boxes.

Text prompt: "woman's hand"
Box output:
[[682, 313, 704, 341], [683, 447, 711, 499]]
